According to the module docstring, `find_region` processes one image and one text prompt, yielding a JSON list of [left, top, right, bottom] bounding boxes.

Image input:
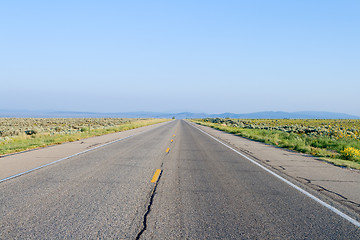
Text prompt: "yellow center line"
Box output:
[[151, 169, 162, 183], [166, 147, 170, 153]]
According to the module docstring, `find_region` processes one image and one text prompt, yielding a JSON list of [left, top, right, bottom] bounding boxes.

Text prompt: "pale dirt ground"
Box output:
[[0, 121, 170, 180], [188, 121, 360, 216]]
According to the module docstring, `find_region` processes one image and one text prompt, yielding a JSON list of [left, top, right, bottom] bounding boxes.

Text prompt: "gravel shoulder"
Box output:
[[0, 121, 171, 181], [188, 121, 360, 216]]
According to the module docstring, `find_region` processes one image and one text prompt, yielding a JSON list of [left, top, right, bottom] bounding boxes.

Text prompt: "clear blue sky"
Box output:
[[1, 1, 359, 115]]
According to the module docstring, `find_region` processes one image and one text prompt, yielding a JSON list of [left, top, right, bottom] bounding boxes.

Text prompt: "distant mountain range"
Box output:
[[0, 110, 359, 119]]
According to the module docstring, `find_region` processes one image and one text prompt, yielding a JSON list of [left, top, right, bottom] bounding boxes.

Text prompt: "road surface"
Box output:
[[0, 120, 359, 239]]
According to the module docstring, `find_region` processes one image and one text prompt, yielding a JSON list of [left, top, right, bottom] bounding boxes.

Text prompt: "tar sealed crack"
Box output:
[[136, 170, 163, 240], [299, 177, 360, 208]]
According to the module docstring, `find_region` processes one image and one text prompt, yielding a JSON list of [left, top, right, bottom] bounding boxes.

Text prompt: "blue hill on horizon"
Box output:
[[0, 110, 359, 119]]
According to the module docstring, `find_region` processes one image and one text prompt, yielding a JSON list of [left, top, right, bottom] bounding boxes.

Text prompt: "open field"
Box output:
[[192, 118, 360, 169], [0, 118, 169, 155]]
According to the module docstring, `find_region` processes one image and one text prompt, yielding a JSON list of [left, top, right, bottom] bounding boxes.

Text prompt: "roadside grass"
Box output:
[[318, 157, 360, 169], [191, 120, 360, 170], [0, 119, 169, 156]]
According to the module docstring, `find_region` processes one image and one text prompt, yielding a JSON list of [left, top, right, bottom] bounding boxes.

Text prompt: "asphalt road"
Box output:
[[0, 120, 359, 239]]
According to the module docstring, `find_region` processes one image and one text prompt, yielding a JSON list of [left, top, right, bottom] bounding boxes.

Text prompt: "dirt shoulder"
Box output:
[[0, 121, 170, 181], [189, 121, 360, 216]]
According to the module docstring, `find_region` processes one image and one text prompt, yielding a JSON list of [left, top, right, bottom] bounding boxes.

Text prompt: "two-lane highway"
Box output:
[[0, 120, 359, 239]]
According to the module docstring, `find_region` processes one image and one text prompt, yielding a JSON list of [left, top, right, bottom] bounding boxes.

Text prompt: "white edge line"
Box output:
[[189, 122, 360, 228], [0, 121, 172, 184]]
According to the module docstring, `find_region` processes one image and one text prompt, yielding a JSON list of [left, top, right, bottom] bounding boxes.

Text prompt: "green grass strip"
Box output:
[[191, 120, 360, 170], [0, 119, 169, 156]]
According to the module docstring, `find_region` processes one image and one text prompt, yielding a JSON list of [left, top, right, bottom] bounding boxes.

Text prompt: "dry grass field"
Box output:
[[0, 118, 168, 155], [193, 118, 360, 169]]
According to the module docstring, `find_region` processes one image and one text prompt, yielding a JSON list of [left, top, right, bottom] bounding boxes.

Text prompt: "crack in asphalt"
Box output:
[[278, 165, 286, 170], [312, 179, 358, 183], [136, 169, 163, 240], [298, 177, 360, 208]]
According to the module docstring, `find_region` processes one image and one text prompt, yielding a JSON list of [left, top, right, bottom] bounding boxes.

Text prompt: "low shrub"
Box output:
[[341, 147, 360, 162]]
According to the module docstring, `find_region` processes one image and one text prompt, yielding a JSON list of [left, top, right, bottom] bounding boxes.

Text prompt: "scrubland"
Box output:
[[0, 118, 168, 155], [192, 118, 360, 169]]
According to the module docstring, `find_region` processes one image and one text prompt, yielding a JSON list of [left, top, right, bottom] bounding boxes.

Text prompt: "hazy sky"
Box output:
[[1, 1, 359, 115]]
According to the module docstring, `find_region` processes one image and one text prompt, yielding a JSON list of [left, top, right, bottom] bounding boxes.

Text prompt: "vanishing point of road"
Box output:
[[0, 120, 359, 239]]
